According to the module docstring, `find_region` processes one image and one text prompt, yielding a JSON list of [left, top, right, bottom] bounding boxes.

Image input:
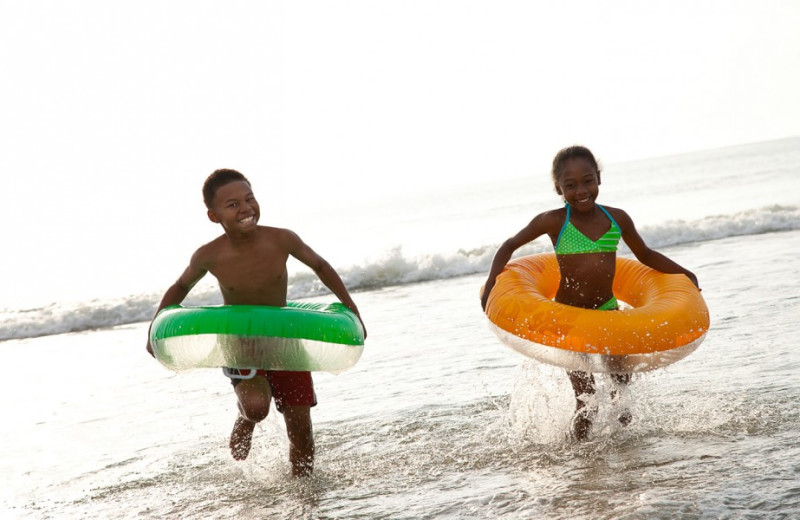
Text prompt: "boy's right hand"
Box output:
[[146, 341, 155, 358]]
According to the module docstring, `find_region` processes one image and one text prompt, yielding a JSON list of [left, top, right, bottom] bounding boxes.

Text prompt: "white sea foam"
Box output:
[[1, 204, 797, 341]]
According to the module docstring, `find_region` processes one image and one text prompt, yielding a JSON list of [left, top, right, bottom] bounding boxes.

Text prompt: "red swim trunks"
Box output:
[[224, 368, 316, 413]]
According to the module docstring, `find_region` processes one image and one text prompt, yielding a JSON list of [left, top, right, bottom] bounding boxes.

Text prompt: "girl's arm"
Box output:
[[614, 209, 700, 288], [481, 211, 555, 310]]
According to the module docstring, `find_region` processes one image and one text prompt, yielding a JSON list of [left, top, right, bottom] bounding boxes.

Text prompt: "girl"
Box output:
[[480, 146, 699, 440]]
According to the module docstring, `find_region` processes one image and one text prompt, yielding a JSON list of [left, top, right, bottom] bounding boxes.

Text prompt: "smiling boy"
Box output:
[[147, 168, 365, 476]]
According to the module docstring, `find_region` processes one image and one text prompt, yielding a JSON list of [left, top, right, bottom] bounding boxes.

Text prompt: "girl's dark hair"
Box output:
[[551, 146, 601, 183], [202, 169, 250, 208]]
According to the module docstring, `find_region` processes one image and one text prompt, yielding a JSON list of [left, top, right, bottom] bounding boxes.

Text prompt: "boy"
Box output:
[[146, 168, 365, 476]]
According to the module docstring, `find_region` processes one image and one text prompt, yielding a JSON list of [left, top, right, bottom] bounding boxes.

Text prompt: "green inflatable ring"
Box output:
[[150, 302, 365, 374]]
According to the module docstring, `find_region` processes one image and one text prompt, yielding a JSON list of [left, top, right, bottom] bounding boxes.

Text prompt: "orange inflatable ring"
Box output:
[[484, 253, 709, 373]]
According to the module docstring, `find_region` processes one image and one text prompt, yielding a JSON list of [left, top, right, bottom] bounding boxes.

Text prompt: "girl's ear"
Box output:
[[597, 172, 602, 185], [554, 182, 563, 195], [207, 209, 220, 223]]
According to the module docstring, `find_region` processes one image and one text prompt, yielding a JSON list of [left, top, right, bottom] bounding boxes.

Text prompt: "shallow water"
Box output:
[[3, 229, 800, 518]]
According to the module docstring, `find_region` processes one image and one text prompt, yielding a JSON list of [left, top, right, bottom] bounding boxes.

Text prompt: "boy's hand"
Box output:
[[358, 315, 368, 340], [146, 341, 155, 358], [350, 310, 367, 340]]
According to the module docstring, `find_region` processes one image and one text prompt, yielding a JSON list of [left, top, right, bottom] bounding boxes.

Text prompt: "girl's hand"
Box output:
[[480, 281, 493, 311]]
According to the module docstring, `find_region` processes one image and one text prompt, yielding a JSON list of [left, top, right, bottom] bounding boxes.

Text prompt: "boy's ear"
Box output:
[[207, 209, 220, 223]]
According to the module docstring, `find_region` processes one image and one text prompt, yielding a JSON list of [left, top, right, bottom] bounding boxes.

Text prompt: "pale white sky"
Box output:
[[1, 0, 799, 304]]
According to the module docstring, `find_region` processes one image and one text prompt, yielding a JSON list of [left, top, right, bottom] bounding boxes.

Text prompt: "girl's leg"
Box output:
[[610, 373, 631, 385], [610, 373, 633, 426], [567, 370, 596, 440]]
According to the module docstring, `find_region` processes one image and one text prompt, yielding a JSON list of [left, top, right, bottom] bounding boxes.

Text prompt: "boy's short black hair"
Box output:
[[202, 169, 250, 209]]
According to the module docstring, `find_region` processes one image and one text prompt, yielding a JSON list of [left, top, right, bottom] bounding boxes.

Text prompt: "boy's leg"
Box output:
[[230, 375, 272, 461], [567, 370, 596, 441], [282, 405, 314, 477], [267, 370, 316, 476]]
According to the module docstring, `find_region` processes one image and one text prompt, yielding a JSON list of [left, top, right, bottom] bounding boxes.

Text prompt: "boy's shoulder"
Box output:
[[191, 233, 229, 261], [257, 224, 291, 233], [252, 226, 306, 251], [255, 225, 299, 241], [191, 226, 301, 264], [200, 226, 300, 249]]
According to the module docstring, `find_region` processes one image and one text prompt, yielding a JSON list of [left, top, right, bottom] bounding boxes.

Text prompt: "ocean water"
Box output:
[[2, 138, 800, 519]]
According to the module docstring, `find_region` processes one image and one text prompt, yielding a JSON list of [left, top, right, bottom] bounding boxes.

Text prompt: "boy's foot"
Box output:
[[230, 416, 256, 461]]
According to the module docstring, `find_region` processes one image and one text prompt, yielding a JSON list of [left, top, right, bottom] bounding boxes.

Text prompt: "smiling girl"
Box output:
[[481, 146, 699, 440]]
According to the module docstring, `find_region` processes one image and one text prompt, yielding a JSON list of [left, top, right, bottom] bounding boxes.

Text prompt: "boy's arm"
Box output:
[[146, 251, 209, 356], [615, 209, 700, 288], [284, 230, 367, 338], [481, 212, 552, 310]]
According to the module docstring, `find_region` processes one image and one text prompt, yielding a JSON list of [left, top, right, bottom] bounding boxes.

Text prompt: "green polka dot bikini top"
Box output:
[[555, 204, 621, 255]]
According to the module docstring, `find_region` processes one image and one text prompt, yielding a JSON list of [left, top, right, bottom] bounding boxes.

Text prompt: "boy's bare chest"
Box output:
[[209, 245, 289, 300]]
